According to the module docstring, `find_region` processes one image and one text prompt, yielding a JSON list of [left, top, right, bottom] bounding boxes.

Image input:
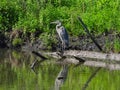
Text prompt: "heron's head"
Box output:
[[50, 20, 61, 25]]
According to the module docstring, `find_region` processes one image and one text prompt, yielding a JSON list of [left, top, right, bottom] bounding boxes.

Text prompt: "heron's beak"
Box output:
[[50, 21, 57, 24]]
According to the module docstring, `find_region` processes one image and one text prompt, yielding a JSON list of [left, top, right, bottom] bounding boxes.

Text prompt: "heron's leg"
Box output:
[[56, 40, 63, 56], [57, 40, 62, 52], [57, 42, 64, 57], [57, 37, 62, 51], [61, 42, 65, 54]]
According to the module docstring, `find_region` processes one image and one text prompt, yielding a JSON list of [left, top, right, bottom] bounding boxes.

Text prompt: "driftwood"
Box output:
[[45, 50, 120, 62], [43, 50, 120, 70], [25, 50, 120, 70]]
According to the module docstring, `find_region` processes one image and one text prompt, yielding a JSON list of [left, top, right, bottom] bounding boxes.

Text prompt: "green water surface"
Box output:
[[0, 49, 120, 90]]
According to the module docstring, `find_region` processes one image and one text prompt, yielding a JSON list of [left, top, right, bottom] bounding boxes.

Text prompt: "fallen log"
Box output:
[[44, 50, 120, 62], [31, 50, 120, 70], [30, 54, 120, 70]]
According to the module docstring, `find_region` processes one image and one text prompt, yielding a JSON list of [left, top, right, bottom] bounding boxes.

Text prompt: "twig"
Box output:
[[77, 16, 103, 51]]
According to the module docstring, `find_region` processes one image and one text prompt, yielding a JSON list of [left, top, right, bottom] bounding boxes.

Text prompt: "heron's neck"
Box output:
[[56, 23, 62, 30]]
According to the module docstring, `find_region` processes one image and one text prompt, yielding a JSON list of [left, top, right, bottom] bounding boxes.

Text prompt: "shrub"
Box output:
[[113, 38, 120, 53], [12, 38, 23, 47], [0, 0, 19, 31]]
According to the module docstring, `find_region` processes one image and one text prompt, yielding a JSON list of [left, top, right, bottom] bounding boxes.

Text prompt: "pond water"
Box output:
[[0, 48, 120, 90]]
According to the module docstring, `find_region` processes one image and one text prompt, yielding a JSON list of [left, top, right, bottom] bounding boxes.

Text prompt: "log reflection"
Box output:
[[31, 51, 47, 69]]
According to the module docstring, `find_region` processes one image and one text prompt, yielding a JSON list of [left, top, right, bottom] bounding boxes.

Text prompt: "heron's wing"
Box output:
[[60, 26, 69, 47]]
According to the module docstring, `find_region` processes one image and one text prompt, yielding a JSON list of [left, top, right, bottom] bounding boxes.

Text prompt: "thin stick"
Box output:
[[77, 16, 103, 51]]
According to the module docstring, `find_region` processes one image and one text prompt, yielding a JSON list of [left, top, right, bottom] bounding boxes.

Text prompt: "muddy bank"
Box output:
[[0, 32, 8, 48], [69, 33, 116, 52], [21, 32, 119, 53], [0, 30, 119, 53]]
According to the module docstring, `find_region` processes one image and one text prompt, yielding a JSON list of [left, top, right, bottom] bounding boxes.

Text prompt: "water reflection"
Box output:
[[1, 49, 120, 90], [82, 67, 101, 90], [30, 51, 69, 90], [30, 51, 47, 71], [54, 65, 68, 90]]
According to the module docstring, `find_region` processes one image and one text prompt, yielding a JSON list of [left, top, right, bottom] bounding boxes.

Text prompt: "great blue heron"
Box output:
[[51, 20, 69, 53]]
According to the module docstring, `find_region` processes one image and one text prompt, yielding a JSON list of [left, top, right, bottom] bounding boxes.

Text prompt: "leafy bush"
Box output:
[[113, 38, 120, 53], [12, 38, 23, 47], [39, 32, 57, 50], [1, 0, 119, 35], [0, 1, 19, 31]]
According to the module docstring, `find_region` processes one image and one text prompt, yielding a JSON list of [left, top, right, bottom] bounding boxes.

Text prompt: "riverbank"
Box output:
[[24, 30, 119, 53], [0, 0, 120, 52], [0, 30, 120, 53]]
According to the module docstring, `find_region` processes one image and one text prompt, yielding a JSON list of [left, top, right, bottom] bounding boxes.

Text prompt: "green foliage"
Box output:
[[12, 38, 23, 47], [1, 0, 120, 35], [113, 38, 120, 53], [39, 32, 57, 49], [80, 0, 120, 34], [0, 0, 19, 31]]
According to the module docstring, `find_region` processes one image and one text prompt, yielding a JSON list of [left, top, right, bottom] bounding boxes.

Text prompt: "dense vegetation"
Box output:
[[0, 0, 120, 51]]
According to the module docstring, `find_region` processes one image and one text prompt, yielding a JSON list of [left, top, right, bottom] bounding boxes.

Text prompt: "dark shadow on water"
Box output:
[[30, 51, 48, 74], [30, 58, 47, 74]]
